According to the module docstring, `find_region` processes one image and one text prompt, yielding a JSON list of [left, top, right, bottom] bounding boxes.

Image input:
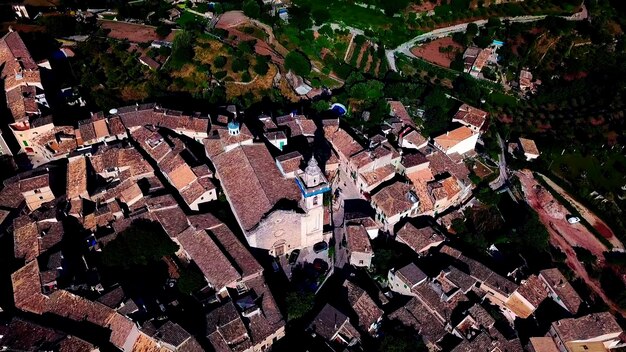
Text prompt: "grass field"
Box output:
[[295, 0, 391, 31], [549, 151, 626, 194]]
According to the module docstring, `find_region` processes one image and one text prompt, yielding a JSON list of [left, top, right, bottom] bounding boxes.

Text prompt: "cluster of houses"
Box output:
[[323, 101, 488, 234], [462, 41, 503, 80], [306, 215, 625, 352], [0, 28, 616, 352]]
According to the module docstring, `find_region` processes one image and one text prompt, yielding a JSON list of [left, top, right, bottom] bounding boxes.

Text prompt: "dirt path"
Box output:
[[537, 173, 624, 250], [355, 42, 369, 68], [517, 170, 626, 315]]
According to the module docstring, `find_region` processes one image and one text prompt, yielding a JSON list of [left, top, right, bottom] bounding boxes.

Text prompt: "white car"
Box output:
[[567, 216, 581, 224]]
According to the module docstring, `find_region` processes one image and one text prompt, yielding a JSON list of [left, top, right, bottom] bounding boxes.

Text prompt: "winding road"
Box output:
[[385, 4, 588, 71]]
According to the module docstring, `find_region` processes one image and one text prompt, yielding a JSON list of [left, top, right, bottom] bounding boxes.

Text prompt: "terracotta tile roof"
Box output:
[[108, 116, 126, 136], [145, 194, 178, 210], [396, 223, 445, 254], [324, 126, 363, 159], [153, 206, 189, 237], [96, 286, 125, 309], [180, 179, 207, 206], [168, 163, 197, 190], [552, 312, 622, 342], [539, 268, 582, 314], [108, 313, 136, 348], [78, 119, 97, 143], [11, 261, 49, 314], [66, 156, 87, 199], [47, 290, 115, 326], [343, 280, 382, 332], [346, 224, 372, 253], [413, 282, 468, 322], [204, 123, 254, 158], [467, 304, 495, 329], [310, 304, 350, 341], [396, 263, 427, 287], [146, 320, 195, 349], [359, 164, 395, 189], [443, 266, 476, 293], [206, 301, 251, 350], [57, 335, 97, 352], [119, 182, 143, 205], [210, 224, 262, 278], [92, 117, 110, 139], [515, 275, 547, 307], [389, 101, 414, 127], [453, 104, 487, 130], [213, 144, 300, 231], [188, 212, 221, 230], [424, 148, 471, 184], [451, 329, 522, 352], [0, 182, 24, 208], [244, 276, 285, 344], [298, 118, 317, 135], [178, 227, 240, 289], [6, 85, 38, 121], [131, 332, 168, 352], [18, 173, 49, 192], [400, 129, 427, 148], [192, 164, 212, 178], [389, 297, 447, 344], [402, 151, 429, 169], [441, 245, 518, 297], [13, 215, 39, 262], [371, 182, 416, 218], [276, 151, 303, 175], [406, 170, 435, 213], [519, 137, 539, 156], [528, 337, 559, 352], [0, 318, 65, 351], [433, 126, 475, 152]]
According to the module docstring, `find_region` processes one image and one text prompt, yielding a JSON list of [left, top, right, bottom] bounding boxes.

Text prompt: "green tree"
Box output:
[[100, 220, 179, 269], [311, 100, 330, 112], [285, 51, 311, 76], [243, 0, 261, 19], [177, 266, 206, 294], [349, 80, 385, 101], [231, 57, 249, 72], [253, 56, 270, 75], [238, 40, 255, 54], [311, 8, 331, 24], [286, 290, 314, 321], [170, 30, 194, 68], [156, 24, 172, 38], [214, 55, 227, 68]]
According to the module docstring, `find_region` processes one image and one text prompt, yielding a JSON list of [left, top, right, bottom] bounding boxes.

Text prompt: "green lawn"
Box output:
[[487, 92, 518, 108], [549, 151, 626, 195], [295, 0, 391, 30], [176, 10, 203, 27]]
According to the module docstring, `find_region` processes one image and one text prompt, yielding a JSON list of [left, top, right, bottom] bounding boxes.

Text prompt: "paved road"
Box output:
[[386, 4, 588, 71], [489, 132, 509, 190], [331, 168, 364, 269]]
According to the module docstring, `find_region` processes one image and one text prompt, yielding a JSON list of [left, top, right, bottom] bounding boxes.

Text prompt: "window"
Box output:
[[313, 196, 318, 206], [359, 260, 363, 264]]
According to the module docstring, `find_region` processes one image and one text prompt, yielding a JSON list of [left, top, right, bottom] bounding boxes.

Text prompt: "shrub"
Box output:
[[231, 57, 249, 72], [284, 51, 311, 77]]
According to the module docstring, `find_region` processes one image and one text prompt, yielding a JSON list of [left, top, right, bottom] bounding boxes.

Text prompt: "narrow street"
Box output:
[[331, 169, 364, 269]]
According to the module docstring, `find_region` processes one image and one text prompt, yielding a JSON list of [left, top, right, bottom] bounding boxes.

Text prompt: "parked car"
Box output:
[[313, 258, 329, 273], [313, 241, 328, 253], [567, 216, 581, 224], [271, 260, 280, 272], [288, 249, 300, 265]]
